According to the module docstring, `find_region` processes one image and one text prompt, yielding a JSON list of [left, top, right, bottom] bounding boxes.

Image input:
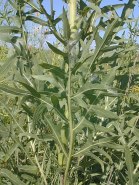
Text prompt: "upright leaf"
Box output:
[[88, 19, 118, 73], [124, 145, 136, 185], [62, 7, 70, 39]]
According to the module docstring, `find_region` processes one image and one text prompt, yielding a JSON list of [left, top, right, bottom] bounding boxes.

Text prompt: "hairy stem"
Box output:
[[64, 65, 74, 185]]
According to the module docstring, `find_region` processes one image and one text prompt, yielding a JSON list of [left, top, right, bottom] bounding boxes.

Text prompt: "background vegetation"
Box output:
[[0, 0, 139, 185]]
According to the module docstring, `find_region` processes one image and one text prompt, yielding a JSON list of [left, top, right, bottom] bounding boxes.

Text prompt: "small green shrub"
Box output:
[[0, 0, 138, 185]]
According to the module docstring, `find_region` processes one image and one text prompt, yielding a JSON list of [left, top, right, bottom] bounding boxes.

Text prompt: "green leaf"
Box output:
[[87, 152, 105, 172], [62, 7, 70, 39], [74, 118, 114, 133], [88, 19, 118, 72], [20, 174, 36, 183], [22, 104, 33, 117], [127, 116, 139, 127], [40, 63, 66, 79], [4, 143, 19, 162], [45, 157, 51, 177], [8, 0, 18, 9], [18, 165, 38, 175], [124, 145, 135, 185], [51, 95, 67, 122], [104, 143, 124, 150], [133, 128, 139, 141], [24, 0, 41, 12], [33, 103, 46, 125], [89, 3, 101, 14], [0, 34, 18, 43], [0, 84, 29, 96], [73, 83, 108, 98], [0, 124, 11, 138], [72, 35, 94, 74], [32, 74, 55, 82], [101, 45, 121, 52], [0, 54, 16, 78], [32, 74, 63, 89], [47, 42, 67, 56], [18, 81, 41, 98], [91, 105, 118, 119], [102, 4, 125, 14], [102, 66, 119, 85], [73, 137, 115, 157], [0, 169, 26, 185], [74, 95, 88, 109], [121, 0, 136, 19], [26, 16, 48, 26], [0, 26, 22, 33], [94, 147, 112, 163], [44, 115, 68, 158]]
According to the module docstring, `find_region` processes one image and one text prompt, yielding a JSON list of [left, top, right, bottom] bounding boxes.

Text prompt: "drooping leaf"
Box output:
[[4, 143, 19, 162], [0, 26, 22, 33], [0, 84, 29, 96], [26, 15, 48, 26], [24, 0, 41, 12], [102, 66, 119, 85], [90, 105, 118, 119], [73, 137, 116, 157], [87, 152, 105, 172], [44, 115, 68, 158], [74, 118, 114, 133], [0, 169, 26, 185], [8, 0, 18, 9], [73, 83, 108, 98], [74, 95, 88, 109], [40, 63, 66, 79], [17, 81, 41, 98], [18, 165, 38, 175], [51, 95, 67, 122], [0, 54, 16, 78], [47, 42, 67, 56], [93, 146, 113, 163], [0, 124, 11, 138], [0, 34, 18, 43]]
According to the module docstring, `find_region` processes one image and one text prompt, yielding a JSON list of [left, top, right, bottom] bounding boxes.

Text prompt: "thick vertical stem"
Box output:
[[69, 0, 77, 28], [63, 1, 77, 184], [50, 0, 54, 18], [64, 65, 74, 185], [69, 0, 77, 30]]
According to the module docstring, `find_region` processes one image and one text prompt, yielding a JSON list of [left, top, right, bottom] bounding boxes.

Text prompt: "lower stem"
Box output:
[[64, 68, 74, 185]]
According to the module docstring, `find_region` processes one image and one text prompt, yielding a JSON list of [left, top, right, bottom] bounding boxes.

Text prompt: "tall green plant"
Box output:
[[0, 0, 138, 185]]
